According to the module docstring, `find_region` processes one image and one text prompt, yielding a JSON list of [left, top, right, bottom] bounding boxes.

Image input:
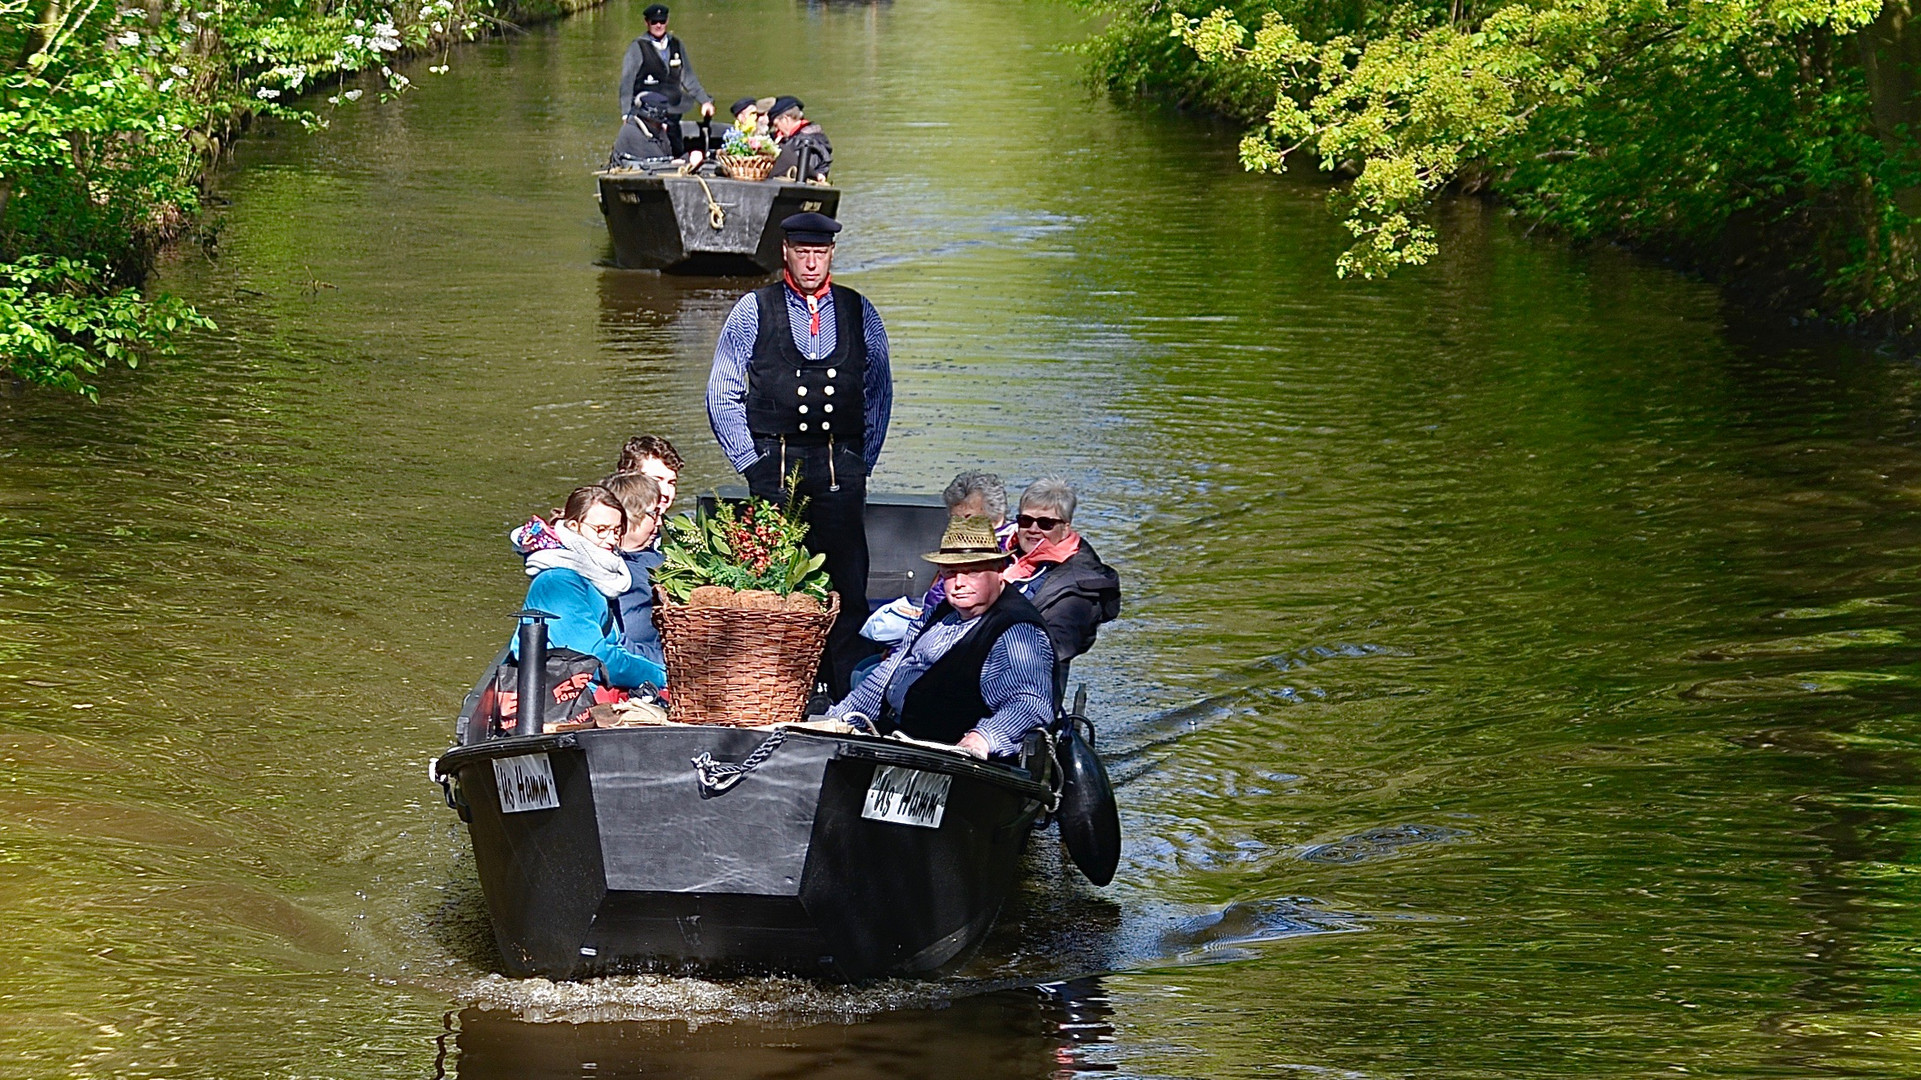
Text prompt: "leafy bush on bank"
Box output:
[[1082, 0, 1921, 337], [2, 0, 594, 397]]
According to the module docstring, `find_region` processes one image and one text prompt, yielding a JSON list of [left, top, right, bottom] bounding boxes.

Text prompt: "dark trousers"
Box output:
[[746, 437, 873, 697], [665, 116, 685, 157]]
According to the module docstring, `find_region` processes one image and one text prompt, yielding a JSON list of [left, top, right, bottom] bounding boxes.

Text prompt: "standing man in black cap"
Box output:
[[767, 96, 832, 182], [617, 3, 713, 157], [706, 212, 891, 697]]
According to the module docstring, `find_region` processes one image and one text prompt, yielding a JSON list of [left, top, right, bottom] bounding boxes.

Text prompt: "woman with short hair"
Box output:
[[510, 485, 667, 690], [1005, 476, 1121, 698]]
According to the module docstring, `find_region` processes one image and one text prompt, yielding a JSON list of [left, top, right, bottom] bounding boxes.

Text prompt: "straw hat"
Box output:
[[923, 515, 1012, 566]]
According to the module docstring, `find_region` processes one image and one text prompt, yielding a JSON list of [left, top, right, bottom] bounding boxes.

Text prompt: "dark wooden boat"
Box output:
[[431, 495, 1094, 981], [596, 168, 839, 275]]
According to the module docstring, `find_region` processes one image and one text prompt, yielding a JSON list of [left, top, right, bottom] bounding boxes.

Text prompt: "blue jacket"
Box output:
[[614, 548, 666, 667], [512, 567, 667, 689]]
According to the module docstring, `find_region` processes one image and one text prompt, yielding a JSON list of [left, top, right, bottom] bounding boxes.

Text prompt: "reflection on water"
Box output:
[[7, 0, 1921, 1072], [445, 979, 1115, 1079]]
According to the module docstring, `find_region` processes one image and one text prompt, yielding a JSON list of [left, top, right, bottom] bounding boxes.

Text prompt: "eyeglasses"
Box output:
[[580, 521, 624, 539], [646, 17, 666, 23], [1016, 514, 1065, 530]]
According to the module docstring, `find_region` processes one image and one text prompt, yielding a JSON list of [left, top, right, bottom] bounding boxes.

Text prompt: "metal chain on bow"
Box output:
[[690, 728, 787, 797]]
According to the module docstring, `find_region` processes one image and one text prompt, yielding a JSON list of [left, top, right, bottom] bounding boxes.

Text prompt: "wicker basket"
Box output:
[[654, 589, 840, 726], [718, 154, 776, 181]]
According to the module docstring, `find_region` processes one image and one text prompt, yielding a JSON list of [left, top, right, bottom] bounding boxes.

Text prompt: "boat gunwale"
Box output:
[[433, 724, 1052, 800]]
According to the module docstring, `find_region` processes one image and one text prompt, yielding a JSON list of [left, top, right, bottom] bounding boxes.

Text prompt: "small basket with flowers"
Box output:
[[717, 129, 780, 181], [652, 487, 838, 725]]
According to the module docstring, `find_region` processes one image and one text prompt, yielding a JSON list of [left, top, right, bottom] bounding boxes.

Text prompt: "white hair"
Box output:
[[942, 470, 1007, 520], [1018, 475, 1077, 522]]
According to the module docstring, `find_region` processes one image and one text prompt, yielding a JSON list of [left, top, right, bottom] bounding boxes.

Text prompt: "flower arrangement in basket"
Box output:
[[717, 128, 779, 181], [652, 490, 839, 725]]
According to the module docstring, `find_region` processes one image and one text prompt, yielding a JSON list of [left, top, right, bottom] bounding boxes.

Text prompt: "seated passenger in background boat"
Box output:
[[611, 91, 698, 169], [767, 96, 831, 183], [1005, 476, 1120, 702], [829, 516, 1054, 761], [601, 471, 666, 669], [510, 485, 668, 690]]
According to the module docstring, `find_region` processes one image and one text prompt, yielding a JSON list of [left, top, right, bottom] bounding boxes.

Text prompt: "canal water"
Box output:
[[6, 0, 1921, 1074]]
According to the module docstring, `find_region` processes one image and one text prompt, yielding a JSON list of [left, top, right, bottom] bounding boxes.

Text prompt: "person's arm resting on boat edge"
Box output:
[[706, 293, 761, 472], [861, 298, 891, 473], [958, 622, 1054, 759], [825, 640, 913, 725]]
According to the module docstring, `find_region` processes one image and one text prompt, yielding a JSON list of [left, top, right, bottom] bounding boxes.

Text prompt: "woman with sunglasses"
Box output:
[[1005, 476, 1122, 703], [508, 485, 668, 691]]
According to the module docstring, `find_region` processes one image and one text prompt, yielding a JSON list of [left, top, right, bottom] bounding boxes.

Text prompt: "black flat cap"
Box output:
[[632, 90, 671, 119], [769, 95, 804, 119], [730, 96, 757, 116], [780, 212, 840, 245], [642, 3, 669, 19]]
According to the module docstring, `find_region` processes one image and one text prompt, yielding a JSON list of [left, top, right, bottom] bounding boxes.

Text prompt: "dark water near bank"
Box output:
[[8, 0, 1921, 1074]]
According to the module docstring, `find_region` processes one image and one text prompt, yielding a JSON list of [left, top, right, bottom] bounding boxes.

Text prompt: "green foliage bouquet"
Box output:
[[655, 492, 830, 604]]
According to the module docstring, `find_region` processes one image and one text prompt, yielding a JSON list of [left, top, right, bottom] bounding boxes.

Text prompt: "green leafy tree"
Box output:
[[1, 0, 558, 396], [1087, 0, 1921, 331]]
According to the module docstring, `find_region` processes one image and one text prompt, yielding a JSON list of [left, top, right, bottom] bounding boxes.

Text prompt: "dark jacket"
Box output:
[[613, 548, 665, 668], [1016, 539, 1121, 689], [617, 33, 710, 117], [770, 122, 832, 182], [611, 114, 675, 165]]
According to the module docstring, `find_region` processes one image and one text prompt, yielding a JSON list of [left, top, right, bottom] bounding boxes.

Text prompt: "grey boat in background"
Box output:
[[597, 169, 840, 275]]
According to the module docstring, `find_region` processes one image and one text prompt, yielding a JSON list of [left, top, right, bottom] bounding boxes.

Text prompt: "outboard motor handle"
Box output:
[[514, 609, 557, 737], [700, 118, 713, 160]]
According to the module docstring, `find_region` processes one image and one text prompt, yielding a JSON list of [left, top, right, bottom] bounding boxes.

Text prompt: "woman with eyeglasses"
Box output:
[[508, 485, 668, 691], [1005, 475, 1121, 703]]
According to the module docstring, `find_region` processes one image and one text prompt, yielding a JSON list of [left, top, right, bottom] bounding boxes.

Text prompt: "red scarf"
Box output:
[[784, 271, 832, 337], [1003, 530, 1081, 584]]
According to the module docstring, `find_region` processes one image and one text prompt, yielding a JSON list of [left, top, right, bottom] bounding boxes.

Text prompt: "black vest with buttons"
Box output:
[[877, 588, 1051, 747], [746, 282, 867, 444], [629, 35, 688, 110]]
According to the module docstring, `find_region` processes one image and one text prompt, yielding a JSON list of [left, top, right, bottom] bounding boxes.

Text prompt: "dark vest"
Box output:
[[629, 35, 687, 108], [879, 588, 1049, 746], [746, 282, 866, 443]]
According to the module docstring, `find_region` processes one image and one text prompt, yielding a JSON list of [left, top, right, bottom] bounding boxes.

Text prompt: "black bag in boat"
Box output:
[[493, 647, 610, 733]]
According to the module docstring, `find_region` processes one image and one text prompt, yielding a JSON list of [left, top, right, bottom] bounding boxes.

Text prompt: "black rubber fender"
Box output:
[[1057, 718, 1120, 887]]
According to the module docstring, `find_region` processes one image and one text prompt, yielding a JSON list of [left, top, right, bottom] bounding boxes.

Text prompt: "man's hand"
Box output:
[[700, 101, 715, 119], [956, 731, 990, 759]]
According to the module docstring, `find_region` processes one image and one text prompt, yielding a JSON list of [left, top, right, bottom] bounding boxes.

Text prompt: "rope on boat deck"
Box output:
[[691, 728, 787, 797], [683, 166, 726, 230]]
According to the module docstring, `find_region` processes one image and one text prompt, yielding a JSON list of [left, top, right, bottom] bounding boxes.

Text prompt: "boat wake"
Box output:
[[460, 971, 954, 1026]]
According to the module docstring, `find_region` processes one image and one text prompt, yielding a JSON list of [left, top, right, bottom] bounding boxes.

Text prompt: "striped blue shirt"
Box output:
[[706, 283, 893, 473], [829, 607, 1055, 758]]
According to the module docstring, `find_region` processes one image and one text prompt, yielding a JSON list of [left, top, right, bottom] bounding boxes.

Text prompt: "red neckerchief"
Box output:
[[784, 271, 832, 337], [1003, 530, 1081, 583]]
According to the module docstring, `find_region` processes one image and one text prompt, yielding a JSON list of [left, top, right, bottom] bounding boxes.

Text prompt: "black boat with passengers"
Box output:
[[598, 120, 839, 275], [431, 493, 1119, 981]]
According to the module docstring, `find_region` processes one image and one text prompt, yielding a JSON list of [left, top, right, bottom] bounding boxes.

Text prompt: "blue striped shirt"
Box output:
[[829, 608, 1055, 758], [706, 283, 893, 473]]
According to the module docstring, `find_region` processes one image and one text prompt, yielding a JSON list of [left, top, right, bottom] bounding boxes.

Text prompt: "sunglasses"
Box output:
[[646, 17, 666, 23], [1016, 514, 1066, 531]]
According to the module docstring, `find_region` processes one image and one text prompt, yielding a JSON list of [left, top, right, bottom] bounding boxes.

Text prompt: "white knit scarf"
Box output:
[[523, 522, 633, 598]]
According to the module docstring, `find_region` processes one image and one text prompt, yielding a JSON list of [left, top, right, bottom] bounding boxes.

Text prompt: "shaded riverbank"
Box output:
[[7, 0, 1921, 1075]]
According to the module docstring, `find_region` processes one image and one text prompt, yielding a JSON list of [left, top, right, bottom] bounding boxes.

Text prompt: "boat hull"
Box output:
[[596, 171, 840, 274], [435, 725, 1048, 980]]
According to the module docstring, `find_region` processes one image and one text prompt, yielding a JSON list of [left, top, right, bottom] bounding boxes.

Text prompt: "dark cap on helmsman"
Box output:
[[769, 95, 804, 119], [780, 212, 841, 245], [642, 3, 669, 19], [730, 96, 757, 117]]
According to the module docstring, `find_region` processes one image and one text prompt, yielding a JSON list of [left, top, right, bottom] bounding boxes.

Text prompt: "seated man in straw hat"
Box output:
[[827, 516, 1056, 760]]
